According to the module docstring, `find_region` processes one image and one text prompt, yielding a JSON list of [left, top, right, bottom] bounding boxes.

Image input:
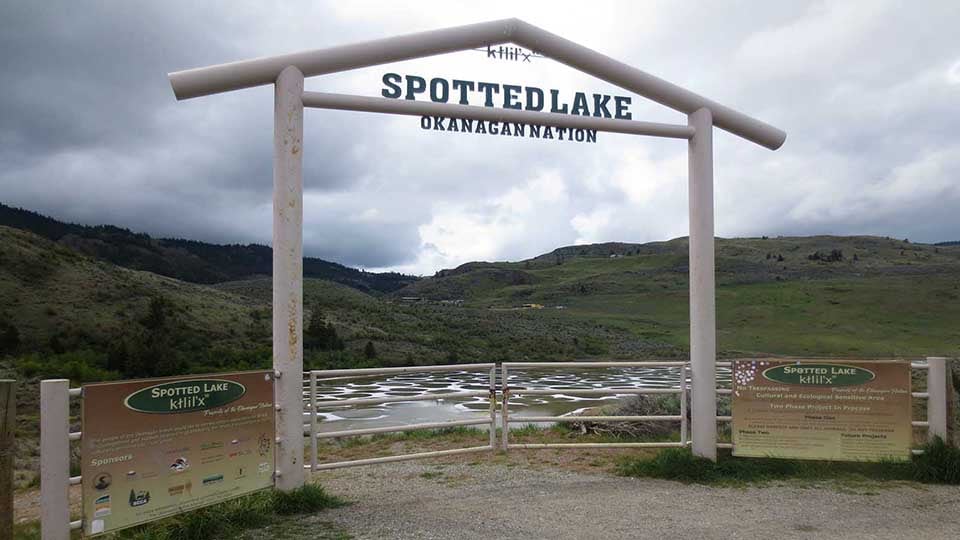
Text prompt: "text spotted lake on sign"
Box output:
[[123, 379, 247, 413], [761, 364, 876, 386]]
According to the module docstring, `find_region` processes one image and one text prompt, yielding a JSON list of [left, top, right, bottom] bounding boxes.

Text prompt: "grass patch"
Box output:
[[911, 437, 960, 484], [113, 484, 345, 539], [616, 438, 960, 486], [10, 484, 347, 540], [272, 483, 346, 516]]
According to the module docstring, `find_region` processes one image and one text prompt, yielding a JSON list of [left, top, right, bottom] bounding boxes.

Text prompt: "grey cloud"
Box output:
[[1, 1, 958, 274]]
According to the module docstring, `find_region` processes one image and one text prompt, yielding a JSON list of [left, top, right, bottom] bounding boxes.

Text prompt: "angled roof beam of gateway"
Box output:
[[168, 18, 785, 150]]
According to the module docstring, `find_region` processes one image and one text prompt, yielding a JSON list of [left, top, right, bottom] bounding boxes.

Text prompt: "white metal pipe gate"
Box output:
[[38, 357, 953, 538], [304, 364, 497, 470], [500, 362, 688, 451]]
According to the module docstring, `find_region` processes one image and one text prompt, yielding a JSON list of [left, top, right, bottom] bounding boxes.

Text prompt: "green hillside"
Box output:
[[0, 225, 270, 357], [2, 222, 960, 376], [390, 236, 960, 358]]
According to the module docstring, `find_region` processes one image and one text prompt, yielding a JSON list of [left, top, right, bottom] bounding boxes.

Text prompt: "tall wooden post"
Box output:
[[273, 65, 306, 491], [0, 379, 15, 540], [927, 357, 949, 442], [688, 108, 717, 461]]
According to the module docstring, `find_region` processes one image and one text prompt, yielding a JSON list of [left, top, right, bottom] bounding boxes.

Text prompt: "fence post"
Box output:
[[1, 379, 15, 540], [41, 379, 70, 540], [501, 365, 509, 452], [679, 366, 688, 447], [489, 367, 497, 451], [309, 371, 318, 473], [927, 357, 948, 442]]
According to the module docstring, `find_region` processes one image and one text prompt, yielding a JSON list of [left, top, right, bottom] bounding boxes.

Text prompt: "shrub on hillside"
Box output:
[[572, 394, 681, 439], [14, 349, 120, 383]]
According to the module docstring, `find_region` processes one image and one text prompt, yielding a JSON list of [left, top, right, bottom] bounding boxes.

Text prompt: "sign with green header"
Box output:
[[761, 363, 876, 387], [124, 379, 247, 414], [81, 371, 275, 536], [732, 360, 911, 462]]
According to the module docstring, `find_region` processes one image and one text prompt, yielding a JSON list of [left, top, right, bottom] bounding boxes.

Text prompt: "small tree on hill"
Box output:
[[305, 310, 344, 351], [364, 341, 377, 359], [0, 319, 19, 355], [142, 296, 174, 331]]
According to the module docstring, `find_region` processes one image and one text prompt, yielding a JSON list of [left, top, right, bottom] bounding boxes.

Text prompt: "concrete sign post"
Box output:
[[167, 18, 786, 470]]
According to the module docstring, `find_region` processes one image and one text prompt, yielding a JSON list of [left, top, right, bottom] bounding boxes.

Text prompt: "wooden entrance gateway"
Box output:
[[167, 18, 787, 488]]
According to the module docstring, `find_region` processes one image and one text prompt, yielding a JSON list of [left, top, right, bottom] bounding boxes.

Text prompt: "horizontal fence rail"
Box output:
[[500, 362, 690, 452], [37, 356, 951, 538], [305, 363, 497, 471]]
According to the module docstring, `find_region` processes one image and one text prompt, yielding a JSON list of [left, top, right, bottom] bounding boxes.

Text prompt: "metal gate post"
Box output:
[[501, 364, 509, 451], [309, 371, 318, 472], [680, 364, 688, 447], [489, 367, 497, 451], [688, 108, 718, 461], [40, 379, 70, 540], [273, 65, 306, 490]]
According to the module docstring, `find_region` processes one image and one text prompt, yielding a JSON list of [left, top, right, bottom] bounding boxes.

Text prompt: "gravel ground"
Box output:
[[305, 460, 960, 540]]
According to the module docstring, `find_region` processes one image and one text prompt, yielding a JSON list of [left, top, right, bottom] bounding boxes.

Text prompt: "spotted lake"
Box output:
[[309, 365, 732, 433]]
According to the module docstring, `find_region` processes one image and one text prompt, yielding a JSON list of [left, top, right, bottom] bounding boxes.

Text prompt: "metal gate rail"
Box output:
[[500, 362, 689, 451], [304, 363, 497, 470]]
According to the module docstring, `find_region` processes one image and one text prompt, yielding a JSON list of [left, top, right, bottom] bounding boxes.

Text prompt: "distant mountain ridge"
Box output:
[[396, 234, 960, 302], [0, 203, 416, 293]]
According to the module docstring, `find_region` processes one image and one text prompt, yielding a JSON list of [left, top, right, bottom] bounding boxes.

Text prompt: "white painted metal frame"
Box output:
[[168, 18, 788, 477], [304, 364, 497, 471], [500, 362, 689, 451], [39, 380, 82, 540], [35, 356, 954, 538]]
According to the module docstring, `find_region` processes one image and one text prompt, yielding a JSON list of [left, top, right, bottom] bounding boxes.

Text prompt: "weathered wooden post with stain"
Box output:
[[1, 379, 16, 540], [926, 357, 950, 443]]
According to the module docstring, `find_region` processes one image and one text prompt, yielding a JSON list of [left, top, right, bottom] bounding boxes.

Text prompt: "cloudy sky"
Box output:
[[1, 1, 958, 275]]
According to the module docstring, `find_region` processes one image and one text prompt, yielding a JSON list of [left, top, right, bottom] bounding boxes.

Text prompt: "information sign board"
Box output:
[[732, 360, 911, 461], [80, 371, 275, 536]]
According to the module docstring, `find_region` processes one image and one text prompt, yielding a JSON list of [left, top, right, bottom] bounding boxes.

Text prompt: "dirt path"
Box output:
[[304, 460, 960, 540]]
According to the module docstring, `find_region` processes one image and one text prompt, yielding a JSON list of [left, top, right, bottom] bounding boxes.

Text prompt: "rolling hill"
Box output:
[[1, 210, 959, 366], [0, 203, 416, 293], [389, 235, 960, 358], [0, 225, 269, 354]]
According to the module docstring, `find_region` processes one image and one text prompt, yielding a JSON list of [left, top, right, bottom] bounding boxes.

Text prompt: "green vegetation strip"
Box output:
[[13, 484, 346, 540], [617, 438, 960, 486]]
